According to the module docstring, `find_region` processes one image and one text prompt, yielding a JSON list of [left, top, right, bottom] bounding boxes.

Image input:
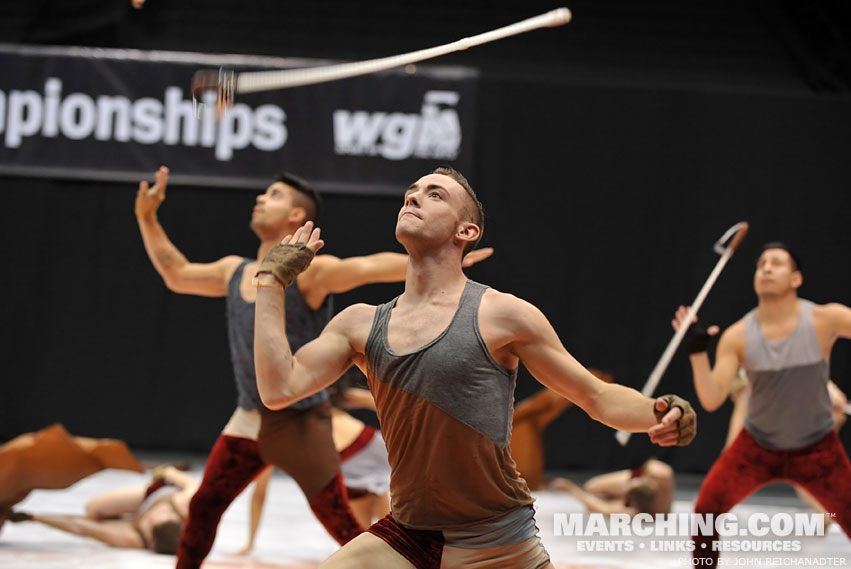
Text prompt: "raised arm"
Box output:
[[298, 247, 493, 307], [672, 305, 743, 412], [297, 252, 409, 307], [253, 222, 367, 410], [135, 166, 241, 297], [492, 294, 695, 446]]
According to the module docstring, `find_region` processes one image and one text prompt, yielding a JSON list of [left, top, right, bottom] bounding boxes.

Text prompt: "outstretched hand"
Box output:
[[280, 220, 324, 254], [648, 395, 697, 447], [135, 166, 169, 218], [462, 247, 494, 268], [255, 221, 324, 288]]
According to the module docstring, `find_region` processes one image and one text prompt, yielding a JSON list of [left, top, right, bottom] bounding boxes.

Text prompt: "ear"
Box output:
[[288, 206, 308, 224], [791, 270, 803, 290], [456, 221, 481, 249]]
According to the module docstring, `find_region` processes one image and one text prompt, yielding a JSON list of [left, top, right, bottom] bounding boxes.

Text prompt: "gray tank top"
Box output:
[[743, 299, 833, 450], [366, 280, 517, 447], [364, 280, 534, 531], [226, 259, 330, 411]]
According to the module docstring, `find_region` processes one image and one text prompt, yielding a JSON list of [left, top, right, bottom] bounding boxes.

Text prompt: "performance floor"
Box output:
[[1, 456, 848, 569]]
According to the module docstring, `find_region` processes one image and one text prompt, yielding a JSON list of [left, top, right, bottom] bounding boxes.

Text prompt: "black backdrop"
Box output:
[[1, 0, 850, 474]]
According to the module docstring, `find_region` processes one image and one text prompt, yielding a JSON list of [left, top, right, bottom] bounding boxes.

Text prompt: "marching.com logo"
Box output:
[[554, 512, 827, 538], [552, 512, 829, 554]]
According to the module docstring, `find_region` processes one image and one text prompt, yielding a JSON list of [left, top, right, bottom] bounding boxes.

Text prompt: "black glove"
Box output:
[[682, 322, 711, 354], [9, 511, 33, 523]]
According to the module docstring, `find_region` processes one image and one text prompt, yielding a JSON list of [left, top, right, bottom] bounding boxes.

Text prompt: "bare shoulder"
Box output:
[[812, 302, 851, 321], [718, 317, 746, 353], [210, 255, 246, 286], [333, 302, 378, 323], [480, 287, 548, 335], [481, 287, 538, 316], [812, 302, 851, 338], [218, 254, 246, 279], [327, 303, 379, 342], [722, 317, 746, 339]]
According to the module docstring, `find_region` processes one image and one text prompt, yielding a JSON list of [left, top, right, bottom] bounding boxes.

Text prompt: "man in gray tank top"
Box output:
[[134, 166, 492, 568], [254, 166, 697, 569], [673, 243, 851, 565]]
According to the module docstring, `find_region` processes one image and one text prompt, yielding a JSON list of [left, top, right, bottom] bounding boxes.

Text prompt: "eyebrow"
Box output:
[[404, 183, 449, 194]]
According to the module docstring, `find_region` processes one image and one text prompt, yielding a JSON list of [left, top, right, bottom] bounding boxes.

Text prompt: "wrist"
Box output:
[[255, 273, 284, 289], [136, 211, 158, 223]]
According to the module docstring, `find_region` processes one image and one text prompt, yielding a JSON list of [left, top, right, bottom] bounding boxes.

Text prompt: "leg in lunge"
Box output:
[[177, 435, 266, 569], [257, 403, 363, 545], [785, 431, 851, 538]]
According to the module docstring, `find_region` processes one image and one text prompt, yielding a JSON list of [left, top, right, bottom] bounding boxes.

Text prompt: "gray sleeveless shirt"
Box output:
[[226, 259, 330, 411], [364, 280, 533, 530], [743, 299, 833, 450]]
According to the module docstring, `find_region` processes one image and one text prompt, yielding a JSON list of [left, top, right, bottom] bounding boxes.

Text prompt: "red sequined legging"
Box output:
[[693, 429, 851, 565], [176, 402, 363, 569]]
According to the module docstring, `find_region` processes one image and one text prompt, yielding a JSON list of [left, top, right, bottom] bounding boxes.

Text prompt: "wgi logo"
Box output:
[[333, 90, 462, 161]]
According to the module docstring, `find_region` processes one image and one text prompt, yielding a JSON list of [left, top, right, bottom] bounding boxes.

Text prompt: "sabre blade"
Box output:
[[615, 222, 749, 446]]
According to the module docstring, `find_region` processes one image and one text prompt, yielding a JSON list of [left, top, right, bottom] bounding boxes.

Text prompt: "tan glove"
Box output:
[[655, 394, 697, 446], [255, 242, 315, 287]]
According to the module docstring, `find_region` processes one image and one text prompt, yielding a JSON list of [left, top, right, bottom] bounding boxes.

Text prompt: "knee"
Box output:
[[84, 502, 103, 520]]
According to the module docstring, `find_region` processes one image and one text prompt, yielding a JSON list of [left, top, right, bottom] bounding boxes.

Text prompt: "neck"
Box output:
[[256, 239, 277, 263], [401, 247, 468, 303], [756, 292, 799, 323], [255, 225, 300, 262]]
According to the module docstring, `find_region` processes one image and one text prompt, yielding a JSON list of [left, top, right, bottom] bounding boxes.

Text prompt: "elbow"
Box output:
[[697, 393, 724, 413], [579, 393, 607, 425], [260, 391, 294, 411], [256, 368, 297, 410], [257, 378, 296, 410], [162, 275, 185, 294]]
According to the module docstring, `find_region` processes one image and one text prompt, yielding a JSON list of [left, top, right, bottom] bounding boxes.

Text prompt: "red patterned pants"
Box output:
[[693, 429, 851, 565]]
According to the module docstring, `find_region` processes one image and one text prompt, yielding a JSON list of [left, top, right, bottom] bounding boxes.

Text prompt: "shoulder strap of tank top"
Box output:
[[449, 280, 488, 333], [365, 295, 400, 358], [228, 258, 252, 294]]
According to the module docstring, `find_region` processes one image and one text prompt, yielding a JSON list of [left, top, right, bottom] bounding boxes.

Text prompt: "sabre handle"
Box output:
[[714, 222, 749, 256]]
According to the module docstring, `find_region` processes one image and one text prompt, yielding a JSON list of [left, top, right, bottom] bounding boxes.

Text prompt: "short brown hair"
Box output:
[[430, 166, 484, 255], [274, 172, 322, 222], [151, 519, 184, 554], [626, 480, 657, 514]]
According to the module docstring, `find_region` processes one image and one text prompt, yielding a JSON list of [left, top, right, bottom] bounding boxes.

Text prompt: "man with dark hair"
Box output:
[[275, 171, 323, 221], [673, 243, 851, 565], [134, 166, 491, 568], [253, 168, 696, 569]]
